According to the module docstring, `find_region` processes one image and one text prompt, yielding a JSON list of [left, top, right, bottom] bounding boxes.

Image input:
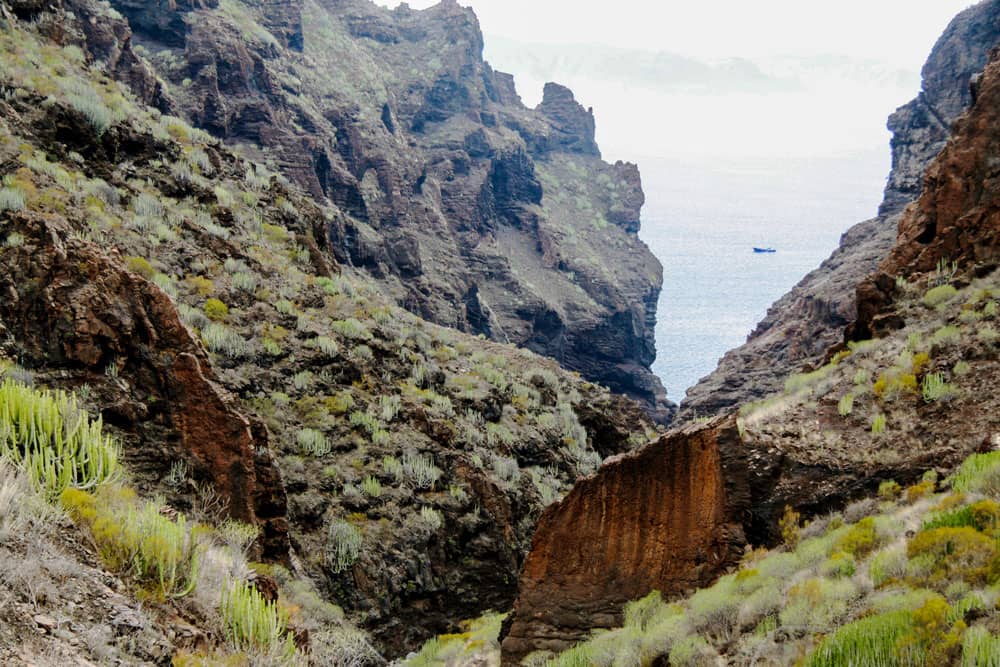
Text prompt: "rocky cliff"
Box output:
[[86, 0, 672, 422], [855, 44, 1000, 339], [678, 0, 1000, 421]]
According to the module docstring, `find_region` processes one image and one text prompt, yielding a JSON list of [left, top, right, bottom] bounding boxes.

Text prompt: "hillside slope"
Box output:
[[0, 1, 659, 658]]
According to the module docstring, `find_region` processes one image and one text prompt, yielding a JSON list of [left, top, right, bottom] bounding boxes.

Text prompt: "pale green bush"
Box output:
[[0, 378, 120, 497], [325, 520, 362, 574]]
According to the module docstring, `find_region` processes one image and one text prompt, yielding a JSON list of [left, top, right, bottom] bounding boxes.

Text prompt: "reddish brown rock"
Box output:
[[501, 416, 750, 663], [0, 213, 289, 561]]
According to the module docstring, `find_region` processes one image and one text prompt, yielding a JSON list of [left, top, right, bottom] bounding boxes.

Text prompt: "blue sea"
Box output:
[[637, 150, 890, 404]]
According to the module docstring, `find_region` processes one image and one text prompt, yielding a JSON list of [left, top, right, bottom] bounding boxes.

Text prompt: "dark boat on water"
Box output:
[[753, 247, 776, 253]]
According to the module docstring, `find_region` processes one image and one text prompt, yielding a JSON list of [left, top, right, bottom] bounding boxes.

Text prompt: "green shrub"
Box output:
[[231, 271, 258, 293], [837, 393, 854, 416], [921, 372, 958, 402], [379, 395, 402, 422], [623, 590, 664, 631], [929, 325, 961, 348], [668, 635, 718, 667], [869, 545, 907, 587], [923, 284, 958, 308], [0, 186, 26, 212], [952, 452, 1000, 496], [401, 450, 441, 489], [419, 506, 443, 531], [296, 428, 329, 456], [203, 298, 229, 321], [330, 318, 371, 341], [923, 500, 1000, 533], [201, 323, 249, 358], [361, 475, 381, 498], [878, 480, 902, 500], [325, 520, 362, 574], [381, 455, 403, 482], [780, 577, 857, 630], [220, 580, 295, 656], [961, 626, 1000, 667], [64, 81, 115, 135], [61, 487, 200, 599], [871, 414, 887, 435], [805, 610, 920, 667], [820, 551, 856, 578], [313, 336, 339, 356], [688, 577, 740, 641], [0, 378, 120, 497], [784, 363, 836, 394]]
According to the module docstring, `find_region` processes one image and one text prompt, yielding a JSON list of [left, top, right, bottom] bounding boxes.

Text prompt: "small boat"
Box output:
[[753, 247, 777, 253]]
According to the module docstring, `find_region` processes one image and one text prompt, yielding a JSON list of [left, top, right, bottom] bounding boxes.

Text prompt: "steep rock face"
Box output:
[[679, 0, 1000, 421], [501, 417, 749, 662], [881, 0, 1000, 216], [0, 213, 289, 560], [0, 10, 664, 652], [856, 45, 1000, 338], [99, 0, 673, 421]]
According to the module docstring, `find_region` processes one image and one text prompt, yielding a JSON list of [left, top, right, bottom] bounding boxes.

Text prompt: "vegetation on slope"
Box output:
[[405, 262, 1000, 665], [0, 358, 377, 664]]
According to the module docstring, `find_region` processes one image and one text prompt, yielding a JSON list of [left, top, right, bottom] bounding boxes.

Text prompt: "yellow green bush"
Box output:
[[878, 480, 902, 500], [779, 505, 802, 547], [923, 284, 958, 308], [835, 517, 879, 557], [204, 297, 229, 322], [125, 255, 155, 279], [872, 370, 917, 401], [0, 377, 120, 497], [61, 486, 201, 599]]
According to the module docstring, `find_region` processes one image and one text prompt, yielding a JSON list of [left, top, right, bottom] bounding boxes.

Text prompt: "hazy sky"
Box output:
[[378, 1, 974, 65]]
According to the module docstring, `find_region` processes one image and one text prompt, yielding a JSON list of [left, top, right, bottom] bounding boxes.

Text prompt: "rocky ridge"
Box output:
[[93, 0, 673, 421], [678, 0, 1000, 421]]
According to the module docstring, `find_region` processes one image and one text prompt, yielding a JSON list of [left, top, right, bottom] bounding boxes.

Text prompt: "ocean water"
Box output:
[[637, 151, 890, 404]]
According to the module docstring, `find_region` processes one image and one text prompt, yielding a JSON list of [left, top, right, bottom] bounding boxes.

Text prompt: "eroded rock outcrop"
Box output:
[[856, 44, 1000, 338], [679, 0, 1000, 421], [0, 213, 289, 560], [93, 0, 673, 422], [501, 417, 749, 662]]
